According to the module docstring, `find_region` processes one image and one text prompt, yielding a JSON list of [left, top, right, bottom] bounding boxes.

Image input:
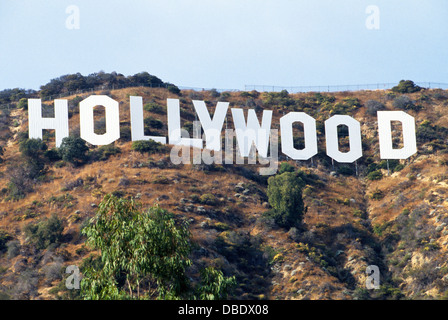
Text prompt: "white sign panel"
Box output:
[[325, 115, 362, 163], [79, 95, 120, 146], [28, 99, 69, 147], [231, 108, 272, 158], [130, 96, 166, 144], [377, 111, 417, 159], [280, 112, 318, 160]]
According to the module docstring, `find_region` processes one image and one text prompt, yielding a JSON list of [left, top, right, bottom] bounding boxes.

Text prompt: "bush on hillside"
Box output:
[[131, 139, 167, 154], [89, 144, 121, 161], [391, 80, 423, 94], [365, 100, 386, 116], [392, 95, 421, 111], [367, 170, 383, 181], [58, 136, 89, 166], [23, 214, 65, 250], [266, 172, 306, 229]]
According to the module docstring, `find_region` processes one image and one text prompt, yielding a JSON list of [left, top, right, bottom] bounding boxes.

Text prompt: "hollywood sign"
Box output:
[[28, 95, 417, 164]]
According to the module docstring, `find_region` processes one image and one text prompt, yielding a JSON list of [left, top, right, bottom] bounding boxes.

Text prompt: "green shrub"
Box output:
[[58, 136, 89, 166], [120, 126, 132, 141], [44, 148, 62, 162], [261, 90, 296, 110], [266, 172, 306, 228], [219, 92, 231, 101], [167, 84, 181, 95], [365, 100, 386, 116], [131, 139, 167, 154], [416, 120, 448, 143], [144, 103, 165, 114], [189, 194, 200, 203], [199, 193, 217, 206], [144, 116, 164, 129], [90, 144, 121, 161], [367, 170, 383, 181], [19, 138, 48, 178], [369, 188, 384, 200], [6, 165, 34, 200], [278, 162, 295, 174], [209, 88, 220, 98], [152, 175, 170, 184], [17, 98, 28, 110], [0, 229, 13, 251], [377, 159, 404, 173], [337, 165, 355, 176], [391, 80, 423, 94], [23, 214, 65, 250], [392, 95, 421, 111], [6, 240, 20, 259]]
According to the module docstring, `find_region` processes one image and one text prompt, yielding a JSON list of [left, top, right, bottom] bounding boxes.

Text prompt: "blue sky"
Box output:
[[0, 0, 447, 91]]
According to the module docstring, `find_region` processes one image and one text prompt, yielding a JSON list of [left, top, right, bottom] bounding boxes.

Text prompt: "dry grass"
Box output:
[[1, 87, 448, 300]]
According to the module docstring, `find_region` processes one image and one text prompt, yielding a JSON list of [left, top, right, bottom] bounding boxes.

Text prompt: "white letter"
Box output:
[[365, 5, 380, 30], [130, 96, 166, 144], [192, 100, 228, 151], [65, 5, 80, 30], [65, 265, 80, 290], [259, 129, 279, 176], [377, 111, 417, 159], [325, 115, 362, 163], [366, 265, 380, 289], [28, 99, 69, 147], [167, 99, 202, 148], [280, 112, 317, 160], [79, 95, 120, 145], [231, 108, 272, 158]]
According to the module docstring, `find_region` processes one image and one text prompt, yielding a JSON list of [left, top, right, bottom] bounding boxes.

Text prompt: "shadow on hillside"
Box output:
[[213, 231, 273, 299], [298, 222, 393, 293]]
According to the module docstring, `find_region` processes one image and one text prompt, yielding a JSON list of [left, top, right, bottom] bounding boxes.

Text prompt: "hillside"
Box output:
[[1, 79, 448, 300]]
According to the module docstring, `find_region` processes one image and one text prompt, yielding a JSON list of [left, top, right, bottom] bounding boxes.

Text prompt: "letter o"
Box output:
[[280, 112, 317, 160], [325, 115, 362, 163], [79, 95, 120, 145]]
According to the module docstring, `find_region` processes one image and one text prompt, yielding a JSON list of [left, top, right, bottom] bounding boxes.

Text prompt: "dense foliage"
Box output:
[[81, 194, 235, 300], [266, 171, 306, 228]]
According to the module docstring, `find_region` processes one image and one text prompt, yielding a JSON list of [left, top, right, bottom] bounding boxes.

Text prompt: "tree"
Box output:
[[17, 98, 28, 110], [82, 194, 191, 299], [167, 84, 181, 95], [266, 172, 306, 228], [196, 267, 236, 300], [81, 194, 235, 300], [58, 136, 89, 166], [391, 80, 423, 94], [19, 138, 48, 178]]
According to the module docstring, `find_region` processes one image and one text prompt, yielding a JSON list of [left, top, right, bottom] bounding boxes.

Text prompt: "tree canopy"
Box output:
[[81, 194, 235, 300]]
